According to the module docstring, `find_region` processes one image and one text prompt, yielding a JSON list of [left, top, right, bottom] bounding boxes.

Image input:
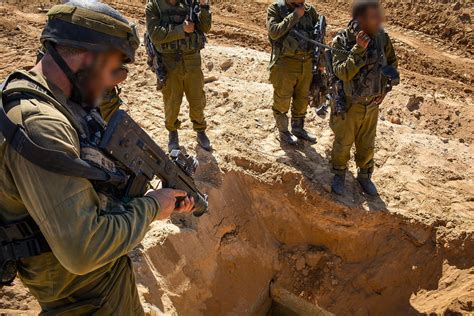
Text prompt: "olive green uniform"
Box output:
[[146, 0, 212, 132], [330, 28, 397, 173], [267, 0, 320, 118], [0, 70, 160, 314]]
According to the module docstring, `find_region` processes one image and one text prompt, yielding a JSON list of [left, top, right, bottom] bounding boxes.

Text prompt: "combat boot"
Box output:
[[197, 131, 212, 151], [168, 131, 180, 152], [291, 118, 317, 143], [331, 170, 346, 196], [274, 113, 298, 146], [357, 168, 378, 196]]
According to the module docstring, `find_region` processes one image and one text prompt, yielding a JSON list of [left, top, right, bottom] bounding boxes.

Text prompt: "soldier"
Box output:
[[0, 1, 194, 314], [267, 0, 320, 145], [146, 0, 212, 152], [330, 0, 398, 196]]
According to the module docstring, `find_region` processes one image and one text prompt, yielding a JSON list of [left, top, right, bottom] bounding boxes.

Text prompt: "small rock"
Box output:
[[295, 257, 306, 271], [390, 116, 402, 125], [406, 95, 424, 112], [220, 59, 234, 71], [304, 251, 324, 267], [441, 138, 449, 144], [452, 2, 462, 11], [206, 61, 214, 71], [446, 221, 454, 228], [323, 184, 332, 193], [204, 76, 218, 84], [223, 91, 229, 98], [413, 111, 421, 119]]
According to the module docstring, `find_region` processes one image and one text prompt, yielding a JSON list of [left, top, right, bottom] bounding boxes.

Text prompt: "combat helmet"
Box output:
[[40, 0, 140, 103], [41, 0, 139, 63]]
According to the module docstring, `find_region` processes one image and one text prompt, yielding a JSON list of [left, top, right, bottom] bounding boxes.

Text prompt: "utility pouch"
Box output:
[[0, 218, 51, 287]]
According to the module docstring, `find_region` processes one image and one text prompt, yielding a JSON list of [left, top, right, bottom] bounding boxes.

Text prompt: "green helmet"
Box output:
[[41, 0, 139, 63]]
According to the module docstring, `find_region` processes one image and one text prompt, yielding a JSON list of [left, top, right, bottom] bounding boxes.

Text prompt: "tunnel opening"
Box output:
[[133, 163, 472, 316]]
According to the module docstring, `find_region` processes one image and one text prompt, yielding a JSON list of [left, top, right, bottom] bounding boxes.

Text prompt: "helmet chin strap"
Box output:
[[45, 42, 84, 104]]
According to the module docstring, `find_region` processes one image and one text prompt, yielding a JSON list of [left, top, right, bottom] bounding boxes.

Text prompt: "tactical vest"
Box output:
[[0, 71, 131, 285], [338, 29, 388, 101], [270, 1, 317, 63], [154, 0, 206, 54]]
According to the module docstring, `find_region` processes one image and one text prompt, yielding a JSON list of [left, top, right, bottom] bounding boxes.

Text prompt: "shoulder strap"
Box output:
[[0, 72, 112, 182]]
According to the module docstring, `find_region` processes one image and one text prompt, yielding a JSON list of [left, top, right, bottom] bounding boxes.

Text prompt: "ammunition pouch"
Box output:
[[157, 32, 206, 54], [0, 218, 51, 287]]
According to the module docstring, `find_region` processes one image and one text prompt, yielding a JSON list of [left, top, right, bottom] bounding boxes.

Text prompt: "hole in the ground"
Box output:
[[135, 166, 472, 315]]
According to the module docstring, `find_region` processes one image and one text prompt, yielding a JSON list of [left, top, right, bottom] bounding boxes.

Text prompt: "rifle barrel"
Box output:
[[292, 30, 350, 55]]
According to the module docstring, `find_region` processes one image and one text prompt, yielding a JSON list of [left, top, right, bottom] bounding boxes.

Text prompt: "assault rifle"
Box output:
[[309, 16, 329, 117], [185, 0, 201, 22], [324, 49, 347, 120], [292, 29, 350, 119], [144, 32, 167, 90], [100, 110, 209, 217], [185, 0, 202, 50]]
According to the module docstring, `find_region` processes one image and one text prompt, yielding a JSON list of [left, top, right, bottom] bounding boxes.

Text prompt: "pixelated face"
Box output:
[[360, 5, 384, 34], [288, 0, 305, 8], [166, 0, 178, 6], [77, 50, 124, 105]]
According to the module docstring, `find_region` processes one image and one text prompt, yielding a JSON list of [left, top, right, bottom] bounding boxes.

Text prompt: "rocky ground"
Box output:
[[0, 0, 473, 315]]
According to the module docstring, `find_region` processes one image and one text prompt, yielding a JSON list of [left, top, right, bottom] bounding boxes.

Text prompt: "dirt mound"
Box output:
[[385, 0, 473, 56]]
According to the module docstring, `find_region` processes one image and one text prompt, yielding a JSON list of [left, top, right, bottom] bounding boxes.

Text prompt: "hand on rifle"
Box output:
[[183, 20, 195, 33], [146, 189, 195, 220], [356, 31, 370, 50]]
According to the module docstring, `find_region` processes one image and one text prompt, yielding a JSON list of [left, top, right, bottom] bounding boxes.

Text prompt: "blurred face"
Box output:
[[167, 0, 178, 5], [358, 5, 384, 35], [288, 0, 305, 8], [77, 50, 124, 105]]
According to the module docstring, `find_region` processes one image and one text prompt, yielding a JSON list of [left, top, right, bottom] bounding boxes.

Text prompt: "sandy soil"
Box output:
[[0, 0, 473, 315]]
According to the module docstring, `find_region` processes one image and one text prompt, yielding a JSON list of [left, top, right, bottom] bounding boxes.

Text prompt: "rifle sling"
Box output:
[[0, 74, 112, 181]]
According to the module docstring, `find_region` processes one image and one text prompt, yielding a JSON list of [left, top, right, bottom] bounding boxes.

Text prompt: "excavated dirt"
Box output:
[[0, 0, 473, 315]]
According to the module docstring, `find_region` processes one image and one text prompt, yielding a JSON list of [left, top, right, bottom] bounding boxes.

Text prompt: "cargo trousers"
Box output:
[[39, 257, 144, 316], [270, 56, 313, 118], [161, 51, 207, 132], [330, 103, 379, 173]]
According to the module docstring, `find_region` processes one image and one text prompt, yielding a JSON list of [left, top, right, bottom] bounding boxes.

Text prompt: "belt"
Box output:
[[352, 96, 379, 106], [285, 55, 312, 62]]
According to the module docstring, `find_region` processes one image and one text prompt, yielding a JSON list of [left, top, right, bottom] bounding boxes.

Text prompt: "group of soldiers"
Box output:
[[267, 0, 398, 196], [0, 0, 398, 314]]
